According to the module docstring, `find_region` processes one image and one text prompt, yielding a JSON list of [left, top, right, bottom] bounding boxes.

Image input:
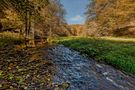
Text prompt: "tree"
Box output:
[[86, 0, 135, 36], [0, 0, 50, 47], [0, 0, 68, 46]]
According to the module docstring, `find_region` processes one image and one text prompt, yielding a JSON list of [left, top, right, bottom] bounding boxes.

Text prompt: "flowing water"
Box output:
[[45, 45, 135, 90]]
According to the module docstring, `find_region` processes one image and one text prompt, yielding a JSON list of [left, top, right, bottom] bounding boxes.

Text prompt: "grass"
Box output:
[[0, 32, 24, 47], [54, 37, 135, 75]]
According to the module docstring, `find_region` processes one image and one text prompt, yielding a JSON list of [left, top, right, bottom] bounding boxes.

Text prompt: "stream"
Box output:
[[45, 45, 135, 90]]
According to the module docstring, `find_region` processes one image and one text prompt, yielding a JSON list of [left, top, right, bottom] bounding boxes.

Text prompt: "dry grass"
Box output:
[[100, 37, 135, 43], [0, 32, 24, 47]]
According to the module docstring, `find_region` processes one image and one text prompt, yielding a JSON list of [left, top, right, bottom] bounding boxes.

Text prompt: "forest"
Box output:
[[0, 0, 135, 89], [86, 0, 135, 37]]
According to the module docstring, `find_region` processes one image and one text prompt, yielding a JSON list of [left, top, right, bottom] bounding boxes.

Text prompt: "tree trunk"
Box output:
[[24, 11, 35, 47], [0, 22, 3, 31], [24, 10, 28, 46], [28, 14, 35, 47], [47, 25, 52, 44]]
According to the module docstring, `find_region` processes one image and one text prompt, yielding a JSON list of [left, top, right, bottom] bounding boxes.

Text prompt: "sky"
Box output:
[[60, 0, 89, 25]]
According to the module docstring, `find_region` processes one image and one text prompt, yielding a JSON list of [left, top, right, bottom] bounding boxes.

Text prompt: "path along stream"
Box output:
[[45, 45, 135, 90]]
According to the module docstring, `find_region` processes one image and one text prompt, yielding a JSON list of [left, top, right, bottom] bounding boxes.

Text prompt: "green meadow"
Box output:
[[54, 37, 135, 75]]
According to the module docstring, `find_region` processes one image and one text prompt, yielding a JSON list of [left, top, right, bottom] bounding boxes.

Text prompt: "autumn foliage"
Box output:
[[86, 0, 135, 37]]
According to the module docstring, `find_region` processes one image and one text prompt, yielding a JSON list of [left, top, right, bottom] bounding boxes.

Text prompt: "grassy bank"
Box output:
[[0, 32, 24, 47], [54, 37, 135, 75]]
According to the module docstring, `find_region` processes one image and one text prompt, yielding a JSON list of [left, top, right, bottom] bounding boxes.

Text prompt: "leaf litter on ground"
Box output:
[[0, 45, 56, 90]]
